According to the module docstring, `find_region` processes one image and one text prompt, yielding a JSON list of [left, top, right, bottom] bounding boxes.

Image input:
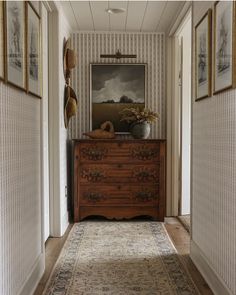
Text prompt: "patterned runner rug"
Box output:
[[43, 221, 199, 295]]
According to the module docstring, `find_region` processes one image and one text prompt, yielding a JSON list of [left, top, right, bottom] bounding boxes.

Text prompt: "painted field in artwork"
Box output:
[[92, 103, 145, 133]]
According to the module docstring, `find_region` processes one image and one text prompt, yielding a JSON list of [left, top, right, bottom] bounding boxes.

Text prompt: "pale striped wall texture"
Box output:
[[69, 32, 165, 139], [0, 83, 41, 295], [192, 2, 236, 294]]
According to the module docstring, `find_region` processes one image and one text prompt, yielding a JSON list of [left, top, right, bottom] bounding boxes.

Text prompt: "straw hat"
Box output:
[[64, 85, 78, 128], [63, 38, 76, 80]]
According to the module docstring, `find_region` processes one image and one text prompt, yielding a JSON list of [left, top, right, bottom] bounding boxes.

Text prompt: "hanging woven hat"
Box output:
[[64, 85, 78, 128], [63, 38, 76, 81]]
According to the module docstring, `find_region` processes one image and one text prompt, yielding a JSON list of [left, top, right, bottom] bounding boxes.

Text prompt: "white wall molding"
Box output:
[[190, 241, 233, 295], [168, 2, 192, 37], [48, 4, 71, 237], [49, 9, 62, 237], [18, 254, 44, 295]]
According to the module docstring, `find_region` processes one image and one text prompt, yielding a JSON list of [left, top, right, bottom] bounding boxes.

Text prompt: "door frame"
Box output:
[[166, 5, 192, 216]]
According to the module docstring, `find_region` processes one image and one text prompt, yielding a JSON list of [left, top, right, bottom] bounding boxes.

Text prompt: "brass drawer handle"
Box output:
[[135, 191, 156, 202], [81, 169, 105, 182], [81, 147, 108, 161], [131, 146, 159, 161], [83, 192, 106, 202]]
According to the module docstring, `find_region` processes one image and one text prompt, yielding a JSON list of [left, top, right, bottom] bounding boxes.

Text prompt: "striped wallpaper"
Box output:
[[69, 32, 165, 139]]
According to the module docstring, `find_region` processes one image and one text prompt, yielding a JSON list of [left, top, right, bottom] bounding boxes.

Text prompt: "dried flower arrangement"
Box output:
[[119, 107, 159, 124]]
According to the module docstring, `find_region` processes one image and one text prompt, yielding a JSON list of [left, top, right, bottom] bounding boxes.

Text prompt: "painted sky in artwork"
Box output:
[[92, 65, 145, 103]]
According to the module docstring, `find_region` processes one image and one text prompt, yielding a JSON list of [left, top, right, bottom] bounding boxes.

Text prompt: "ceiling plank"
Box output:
[[71, 1, 94, 31], [157, 1, 184, 33], [60, 1, 78, 30], [109, 1, 128, 31], [141, 1, 166, 32], [90, 1, 109, 31], [125, 1, 148, 32]]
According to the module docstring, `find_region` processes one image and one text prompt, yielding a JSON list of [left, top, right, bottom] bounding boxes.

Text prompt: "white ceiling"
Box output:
[[60, 1, 185, 33]]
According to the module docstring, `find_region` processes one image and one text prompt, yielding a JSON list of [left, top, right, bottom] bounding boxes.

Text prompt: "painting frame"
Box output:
[[0, 1, 5, 81], [5, 1, 26, 91], [195, 9, 212, 101], [26, 1, 41, 98], [213, 1, 236, 94], [90, 63, 146, 134]]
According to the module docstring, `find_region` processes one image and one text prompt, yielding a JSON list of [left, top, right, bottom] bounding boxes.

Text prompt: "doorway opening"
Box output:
[[175, 10, 192, 232]]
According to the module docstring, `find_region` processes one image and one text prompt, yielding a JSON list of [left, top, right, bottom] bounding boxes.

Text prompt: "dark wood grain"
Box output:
[[72, 139, 166, 222]]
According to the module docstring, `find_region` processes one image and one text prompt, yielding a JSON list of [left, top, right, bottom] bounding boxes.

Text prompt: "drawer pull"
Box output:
[[117, 164, 123, 168], [131, 146, 159, 161], [83, 192, 106, 203], [133, 168, 158, 182], [81, 169, 105, 182], [117, 185, 121, 190], [81, 147, 108, 161], [135, 191, 156, 202]]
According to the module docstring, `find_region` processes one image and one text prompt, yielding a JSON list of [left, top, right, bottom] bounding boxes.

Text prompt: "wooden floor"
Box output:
[[34, 218, 213, 295]]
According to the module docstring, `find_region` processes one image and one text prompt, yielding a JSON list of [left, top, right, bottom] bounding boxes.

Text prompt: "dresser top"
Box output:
[[72, 138, 166, 143]]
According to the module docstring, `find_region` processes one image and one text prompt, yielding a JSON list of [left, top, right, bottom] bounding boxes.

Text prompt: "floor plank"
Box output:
[[34, 218, 213, 295]]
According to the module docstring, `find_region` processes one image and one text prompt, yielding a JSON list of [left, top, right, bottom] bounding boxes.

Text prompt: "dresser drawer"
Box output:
[[79, 142, 160, 163], [79, 184, 159, 206], [79, 163, 160, 184]]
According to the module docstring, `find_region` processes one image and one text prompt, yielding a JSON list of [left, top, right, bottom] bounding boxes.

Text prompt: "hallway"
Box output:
[[1, 1, 236, 295]]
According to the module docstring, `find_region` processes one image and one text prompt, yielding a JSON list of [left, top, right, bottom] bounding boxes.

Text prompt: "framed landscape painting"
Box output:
[[5, 1, 26, 90], [90, 64, 146, 133], [195, 10, 212, 101], [214, 1, 236, 94], [27, 2, 41, 98]]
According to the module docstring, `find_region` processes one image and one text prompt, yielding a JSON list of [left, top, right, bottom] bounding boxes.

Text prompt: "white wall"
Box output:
[[0, 4, 49, 293], [69, 32, 166, 140], [191, 2, 236, 294], [48, 3, 71, 237]]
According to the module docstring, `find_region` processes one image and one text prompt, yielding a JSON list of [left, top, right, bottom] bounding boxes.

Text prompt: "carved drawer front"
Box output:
[[79, 142, 160, 163], [79, 164, 160, 183], [79, 185, 159, 206]]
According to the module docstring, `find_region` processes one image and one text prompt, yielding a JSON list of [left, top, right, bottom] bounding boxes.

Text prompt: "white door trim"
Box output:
[[166, 6, 192, 216]]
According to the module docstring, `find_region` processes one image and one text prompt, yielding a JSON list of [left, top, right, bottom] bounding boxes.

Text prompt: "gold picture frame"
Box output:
[[26, 1, 41, 98], [195, 9, 212, 101], [5, 1, 26, 91], [213, 1, 236, 94]]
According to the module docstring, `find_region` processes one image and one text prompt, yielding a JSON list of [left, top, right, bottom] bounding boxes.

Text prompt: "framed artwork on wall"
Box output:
[[27, 1, 41, 98], [5, 1, 26, 90], [0, 1, 5, 81], [90, 64, 146, 133], [213, 1, 236, 94], [195, 9, 212, 101]]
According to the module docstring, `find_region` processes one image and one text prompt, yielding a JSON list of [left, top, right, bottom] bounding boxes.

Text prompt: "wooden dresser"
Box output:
[[72, 139, 166, 222]]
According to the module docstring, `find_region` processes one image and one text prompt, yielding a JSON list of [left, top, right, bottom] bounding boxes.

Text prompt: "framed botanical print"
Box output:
[[214, 1, 236, 94], [0, 1, 5, 81], [90, 64, 146, 133], [27, 2, 41, 98], [5, 1, 26, 90], [195, 10, 212, 101]]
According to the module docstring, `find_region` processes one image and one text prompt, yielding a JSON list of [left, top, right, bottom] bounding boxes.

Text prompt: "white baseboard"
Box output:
[[190, 241, 232, 295], [18, 253, 45, 295]]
